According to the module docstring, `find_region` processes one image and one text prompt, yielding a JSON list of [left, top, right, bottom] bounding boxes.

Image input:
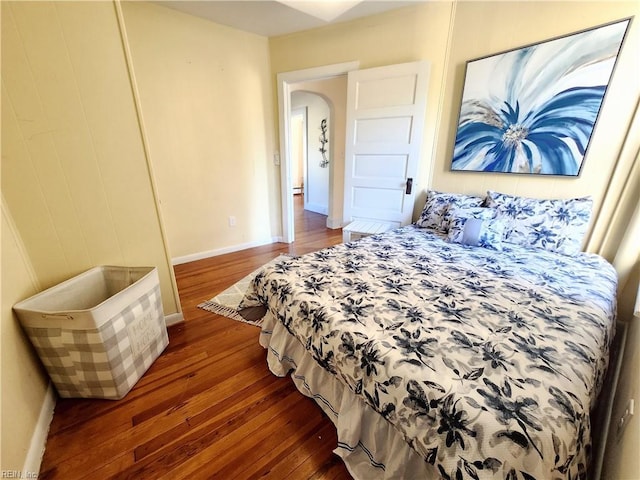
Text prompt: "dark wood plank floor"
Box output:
[[39, 196, 350, 480]]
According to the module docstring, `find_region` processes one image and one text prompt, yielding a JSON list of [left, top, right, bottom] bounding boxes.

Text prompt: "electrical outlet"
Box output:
[[274, 153, 280, 165], [617, 398, 635, 438], [228, 216, 236, 227]]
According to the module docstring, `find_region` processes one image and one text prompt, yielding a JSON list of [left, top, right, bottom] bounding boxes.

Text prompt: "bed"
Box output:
[[243, 191, 618, 479]]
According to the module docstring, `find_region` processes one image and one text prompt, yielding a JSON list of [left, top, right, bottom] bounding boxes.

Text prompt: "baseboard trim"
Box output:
[[23, 383, 56, 477], [304, 203, 328, 215], [165, 312, 184, 326], [171, 238, 277, 265]]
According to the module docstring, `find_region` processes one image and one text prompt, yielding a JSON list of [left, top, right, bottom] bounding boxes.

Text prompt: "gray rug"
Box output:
[[197, 254, 289, 327]]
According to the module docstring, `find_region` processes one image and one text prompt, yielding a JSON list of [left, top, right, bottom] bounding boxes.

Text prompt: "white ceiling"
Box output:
[[155, 1, 426, 37]]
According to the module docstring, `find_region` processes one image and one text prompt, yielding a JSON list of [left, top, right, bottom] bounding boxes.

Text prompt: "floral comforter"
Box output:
[[247, 225, 617, 479]]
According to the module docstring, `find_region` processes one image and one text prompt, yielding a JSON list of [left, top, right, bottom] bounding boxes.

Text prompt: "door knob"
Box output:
[[405, 178, 413, 195]]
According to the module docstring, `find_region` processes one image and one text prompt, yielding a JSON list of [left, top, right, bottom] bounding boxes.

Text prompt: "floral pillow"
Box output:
[[485, 191, 593, 255], [416, 190, 485, 232], [446, 207, 505, 251]]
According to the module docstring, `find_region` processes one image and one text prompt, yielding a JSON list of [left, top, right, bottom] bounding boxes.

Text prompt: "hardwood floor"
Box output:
[[39, 197, 351, 480]]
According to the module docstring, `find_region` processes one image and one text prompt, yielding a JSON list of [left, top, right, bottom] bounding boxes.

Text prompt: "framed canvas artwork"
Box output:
[[451, 18, 631, 176]]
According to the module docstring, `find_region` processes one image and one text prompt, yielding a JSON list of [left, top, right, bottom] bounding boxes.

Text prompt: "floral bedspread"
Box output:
[[247, 225, 617, 479]]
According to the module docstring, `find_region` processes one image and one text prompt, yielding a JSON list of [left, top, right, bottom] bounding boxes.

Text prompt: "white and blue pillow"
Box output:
[[416, 190, 485, 232], [446, 207, 505, 251], [485, 191, 593, 255]]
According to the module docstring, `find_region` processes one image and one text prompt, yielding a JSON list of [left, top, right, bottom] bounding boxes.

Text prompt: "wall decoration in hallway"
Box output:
[[319, 118, 329, 168], [451, 17, 631, 176]]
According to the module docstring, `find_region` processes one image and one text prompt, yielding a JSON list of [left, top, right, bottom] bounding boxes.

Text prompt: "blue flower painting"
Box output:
[[452, 19, 630, 176]]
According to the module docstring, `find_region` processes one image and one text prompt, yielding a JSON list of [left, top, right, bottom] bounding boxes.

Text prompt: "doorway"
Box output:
[[291, 92, 331, 216], [278, 60, 428, 242], [277, 61, 359, 243]]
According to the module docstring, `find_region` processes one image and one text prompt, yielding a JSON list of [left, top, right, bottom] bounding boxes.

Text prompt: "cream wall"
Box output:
[[434, 1, 639, 253], [600, 102, 640, 296], [269, 2, 455, 222], [2, 0, 180, 470], [269, 2, 638, 249], [120, 2, 277, 261], [1, 1, 178, 314], [1, 202, 49, 473]]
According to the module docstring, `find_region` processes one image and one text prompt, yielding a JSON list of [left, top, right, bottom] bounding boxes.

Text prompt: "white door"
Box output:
[[343, 61, 430, 227]]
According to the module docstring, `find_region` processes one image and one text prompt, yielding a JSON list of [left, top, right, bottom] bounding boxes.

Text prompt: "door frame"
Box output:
[[277, 61, 359, 243]]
